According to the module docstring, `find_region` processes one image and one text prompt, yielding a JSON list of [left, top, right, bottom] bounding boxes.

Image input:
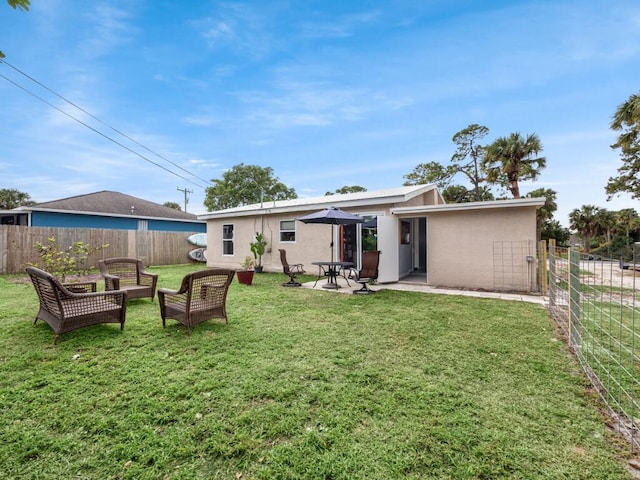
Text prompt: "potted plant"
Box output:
[[250, 232, 267, 273], [236, 256, 255, 285]]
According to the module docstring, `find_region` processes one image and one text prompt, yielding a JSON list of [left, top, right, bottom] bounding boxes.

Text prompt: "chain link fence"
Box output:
[[547, 242, 640, 449]]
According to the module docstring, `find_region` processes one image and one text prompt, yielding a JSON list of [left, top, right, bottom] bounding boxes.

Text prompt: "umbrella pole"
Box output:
[[331, 224, 335, 261]]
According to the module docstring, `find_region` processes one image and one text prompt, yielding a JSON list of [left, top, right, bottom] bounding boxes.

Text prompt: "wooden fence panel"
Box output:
[[0, 225, 202, 274]]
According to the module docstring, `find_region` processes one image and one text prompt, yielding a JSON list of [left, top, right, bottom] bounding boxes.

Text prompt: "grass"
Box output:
[[0, 264, 635, 479], [578, 299, 640, 427]]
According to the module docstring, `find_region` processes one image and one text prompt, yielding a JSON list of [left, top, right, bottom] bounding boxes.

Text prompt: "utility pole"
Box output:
[[177, 187, 192, 212]]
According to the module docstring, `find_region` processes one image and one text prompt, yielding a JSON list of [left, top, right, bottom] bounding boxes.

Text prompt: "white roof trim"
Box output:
[[391, 197, 545, 215], [198, 184, 439, 220]]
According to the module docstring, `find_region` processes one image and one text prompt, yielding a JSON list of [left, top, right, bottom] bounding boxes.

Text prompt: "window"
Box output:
[[137, 220, 148, 231], [400, 220, 411, 244], [222, 224, 234, 255], [280, 220, 296, 242]]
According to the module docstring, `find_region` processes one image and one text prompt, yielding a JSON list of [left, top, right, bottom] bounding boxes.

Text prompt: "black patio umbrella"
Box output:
[[297, 207, 364, 260]]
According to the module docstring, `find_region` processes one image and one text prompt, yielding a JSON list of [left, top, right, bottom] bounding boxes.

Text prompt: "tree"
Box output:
[[0, 188, 36, 209], [163, 201, 182, 210], [483, 132, 546, 198], [606, 93, 640, 199], [403, 161, 456, 189], [404, 124, 499, 203], [1, 0, 30, 59], [526, 188, 558, 240], [441, 185, 494, 203], [204, 163, 297, 211], [616, 208, 639, 241], [325, 186, 367, 195], [569, 205, 601, 253], [450, 124, 490, 201], [6, 0, 29, 7], [541, 220, 570, 245], [615, 208, 640, 256], [594, 208, 616, 246]]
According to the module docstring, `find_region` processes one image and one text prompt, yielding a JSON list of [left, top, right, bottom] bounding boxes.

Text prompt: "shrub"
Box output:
[[31, 237, 109, 281]]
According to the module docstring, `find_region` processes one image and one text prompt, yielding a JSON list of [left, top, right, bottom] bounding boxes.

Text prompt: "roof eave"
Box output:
[[199, 184, 438, 220], [391, 197, 546, 215], [24, 207, 204, 223]]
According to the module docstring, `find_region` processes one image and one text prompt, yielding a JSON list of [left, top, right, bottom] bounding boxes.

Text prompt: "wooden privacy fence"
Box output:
[[0, 225, 204, 274]]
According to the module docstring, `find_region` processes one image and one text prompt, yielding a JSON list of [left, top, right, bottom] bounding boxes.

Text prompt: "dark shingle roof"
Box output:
[[32, 191, 201, 221]]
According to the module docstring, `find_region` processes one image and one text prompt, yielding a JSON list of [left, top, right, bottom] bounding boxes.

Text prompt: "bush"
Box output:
[[31, 237, 109, 281]]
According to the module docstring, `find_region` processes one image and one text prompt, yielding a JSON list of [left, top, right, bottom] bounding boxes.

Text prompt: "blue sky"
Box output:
[[1, 1, 639, 225]]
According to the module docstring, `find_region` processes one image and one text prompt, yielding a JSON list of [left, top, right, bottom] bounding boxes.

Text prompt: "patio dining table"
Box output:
[[312, 261, 353, 289]]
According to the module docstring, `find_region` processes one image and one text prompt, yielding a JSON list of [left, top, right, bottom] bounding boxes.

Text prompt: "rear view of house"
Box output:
[[199, 185, 544, 292]]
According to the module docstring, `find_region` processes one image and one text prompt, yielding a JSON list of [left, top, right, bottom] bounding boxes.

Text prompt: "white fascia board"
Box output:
[[390, 197, 546, 215], [198, 187, 437, 220]]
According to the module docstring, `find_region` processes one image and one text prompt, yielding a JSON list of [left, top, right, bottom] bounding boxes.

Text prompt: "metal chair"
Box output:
[[279, 249, 305, 287], [353, 250, 381, 294]]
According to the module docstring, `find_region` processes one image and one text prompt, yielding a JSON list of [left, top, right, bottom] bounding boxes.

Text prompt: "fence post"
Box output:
[[548, 240, 556, 308], [569, 248, 581, 349], [539, 240, 548, 296]]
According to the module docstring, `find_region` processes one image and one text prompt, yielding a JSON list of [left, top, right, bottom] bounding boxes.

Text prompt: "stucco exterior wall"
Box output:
[[203, 195, 541, 292], [206, 213, 329, 272], [205, 208, 388, 272], [420, 206, 538, 291]]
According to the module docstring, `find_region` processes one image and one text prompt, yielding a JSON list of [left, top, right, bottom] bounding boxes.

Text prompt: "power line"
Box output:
[[0, 59, 214, 189], [0, 71, 208, 189]]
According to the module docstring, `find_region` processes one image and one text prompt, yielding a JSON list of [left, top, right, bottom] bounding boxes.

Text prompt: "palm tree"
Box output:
[[616, 208, 639, 240], [610, 93, 640, 151], [594, 208, 616, 247], [482, 132, 546, 198], [607, 93, 640, 199], [569, 205, 601, 254], [616, 208, 639, 257], [526, 188, 557, 240]]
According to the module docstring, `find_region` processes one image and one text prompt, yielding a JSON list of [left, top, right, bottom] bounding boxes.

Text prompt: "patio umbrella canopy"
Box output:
[[297, 207, 364, 261]]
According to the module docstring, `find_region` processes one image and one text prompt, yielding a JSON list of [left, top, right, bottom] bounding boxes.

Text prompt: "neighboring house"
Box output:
[[199, 184, 545, 292], [1, 191, 206, 233]]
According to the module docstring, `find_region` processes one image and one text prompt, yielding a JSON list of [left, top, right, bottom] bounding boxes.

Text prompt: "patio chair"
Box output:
[[98, 257, 158, 301], [279, 249, 305, 287], [158, 269, 235, 334], [352, 250, 381, 294], [26, 266, 127, 344]]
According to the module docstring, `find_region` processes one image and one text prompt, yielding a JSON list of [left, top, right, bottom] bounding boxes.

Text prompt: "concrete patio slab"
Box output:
[[300, 276, 548, 305]]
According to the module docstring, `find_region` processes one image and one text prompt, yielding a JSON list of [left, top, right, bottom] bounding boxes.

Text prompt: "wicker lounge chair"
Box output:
[[158, 269, 235, 334], [279, 249, 305, 287], [98, 257, 158, 301], [352, 250, 381, 294], [26, 266, 127, 344]]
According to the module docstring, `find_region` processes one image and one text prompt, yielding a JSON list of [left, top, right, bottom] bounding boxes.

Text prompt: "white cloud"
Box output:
[[79, 4, 138, 59]]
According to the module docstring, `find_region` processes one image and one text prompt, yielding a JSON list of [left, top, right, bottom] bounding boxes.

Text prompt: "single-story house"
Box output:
[[0, 191, 206, 233], [199, 184, 545, 292]]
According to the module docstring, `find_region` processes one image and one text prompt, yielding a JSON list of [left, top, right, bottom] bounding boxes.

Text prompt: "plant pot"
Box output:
[[236, 270, 254, 285], [255, 265, 264, 273]]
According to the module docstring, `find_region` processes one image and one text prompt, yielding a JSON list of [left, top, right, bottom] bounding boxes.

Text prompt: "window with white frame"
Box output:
[[222, 224, 234, 255], [137, 220, 148, 231], [280, 220, 296, 242]]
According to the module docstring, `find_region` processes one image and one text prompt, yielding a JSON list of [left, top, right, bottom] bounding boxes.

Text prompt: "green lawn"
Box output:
[[0, 264, 634, 479]]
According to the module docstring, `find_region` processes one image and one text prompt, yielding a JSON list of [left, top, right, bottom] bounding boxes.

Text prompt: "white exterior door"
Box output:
[[377, 215, 399, 283]]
